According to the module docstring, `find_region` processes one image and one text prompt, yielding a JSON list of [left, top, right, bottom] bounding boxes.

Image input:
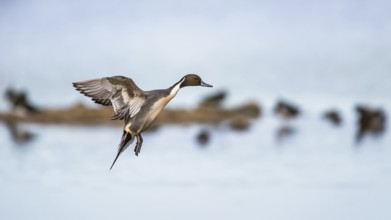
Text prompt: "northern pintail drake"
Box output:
[[73, 74, 212, 169]]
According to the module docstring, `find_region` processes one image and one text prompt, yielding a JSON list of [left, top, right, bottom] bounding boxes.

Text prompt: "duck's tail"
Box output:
[[110, 131, 134, 170]]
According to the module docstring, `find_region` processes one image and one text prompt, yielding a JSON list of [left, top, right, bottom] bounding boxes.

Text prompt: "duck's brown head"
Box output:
[[180, 74, 213, 88]]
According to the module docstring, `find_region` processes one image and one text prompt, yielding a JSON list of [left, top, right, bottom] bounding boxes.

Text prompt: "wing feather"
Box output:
[[73, 76, 147, 120]]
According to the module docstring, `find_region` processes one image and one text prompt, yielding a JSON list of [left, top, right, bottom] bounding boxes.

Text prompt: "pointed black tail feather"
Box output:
[[110, 131, 133, 170]]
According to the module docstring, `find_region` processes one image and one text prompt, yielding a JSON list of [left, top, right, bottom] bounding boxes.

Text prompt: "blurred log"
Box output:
[[0, 102, 261, 128]]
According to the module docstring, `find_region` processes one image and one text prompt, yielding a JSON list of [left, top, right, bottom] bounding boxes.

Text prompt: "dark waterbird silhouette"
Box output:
[[323, 110, 342, 126], [355, 105, 386, 143], [199, 90, 227, 108], [4, 87, 39, 115], [274, 100, 300, 119]]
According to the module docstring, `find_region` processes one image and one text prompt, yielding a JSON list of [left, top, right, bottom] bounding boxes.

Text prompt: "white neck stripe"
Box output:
[[169, 77, 185, 98]]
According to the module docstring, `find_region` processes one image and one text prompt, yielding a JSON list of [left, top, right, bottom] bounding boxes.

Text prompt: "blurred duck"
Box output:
[[355, 105, 386, 142], [274, 100, 300, 119], [73, 74, 212, 170], [4, 87, 39, 115], [199, 90, 227, 108], [323, 110, 342, 126]]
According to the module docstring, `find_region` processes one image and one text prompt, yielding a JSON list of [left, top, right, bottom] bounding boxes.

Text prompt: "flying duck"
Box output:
[[73, 74, 212, 169]]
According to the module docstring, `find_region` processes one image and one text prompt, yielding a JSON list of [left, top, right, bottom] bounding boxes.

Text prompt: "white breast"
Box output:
[[145, 80, 184, 125]]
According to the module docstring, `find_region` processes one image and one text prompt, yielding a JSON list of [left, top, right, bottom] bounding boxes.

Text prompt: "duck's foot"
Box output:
[[134, 134, 143, 156]]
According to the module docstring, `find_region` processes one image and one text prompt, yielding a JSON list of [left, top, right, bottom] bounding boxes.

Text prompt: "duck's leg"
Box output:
[[134, 133, 143, 156]]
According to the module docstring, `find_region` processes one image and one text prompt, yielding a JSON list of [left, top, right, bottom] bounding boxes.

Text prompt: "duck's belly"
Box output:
[[129, 96, 171, 132]]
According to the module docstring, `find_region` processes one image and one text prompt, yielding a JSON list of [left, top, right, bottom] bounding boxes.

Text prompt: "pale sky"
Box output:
[[1, 0, 390, 107]]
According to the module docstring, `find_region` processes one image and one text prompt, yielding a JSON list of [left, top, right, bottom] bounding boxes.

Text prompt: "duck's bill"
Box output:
[[201, 81, 213, 87]]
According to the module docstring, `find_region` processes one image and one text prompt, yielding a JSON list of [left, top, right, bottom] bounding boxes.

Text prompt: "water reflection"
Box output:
[[4, 120, 35, 145], [275, 125, 297, 144], [196, 128, 211, 147]]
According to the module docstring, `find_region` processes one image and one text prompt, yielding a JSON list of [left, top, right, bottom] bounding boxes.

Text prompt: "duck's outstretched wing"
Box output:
[[73, 76, 147, 120]]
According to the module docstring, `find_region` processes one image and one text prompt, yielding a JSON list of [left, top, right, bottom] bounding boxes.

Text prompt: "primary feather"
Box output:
[[73, 76, 147, 120]]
